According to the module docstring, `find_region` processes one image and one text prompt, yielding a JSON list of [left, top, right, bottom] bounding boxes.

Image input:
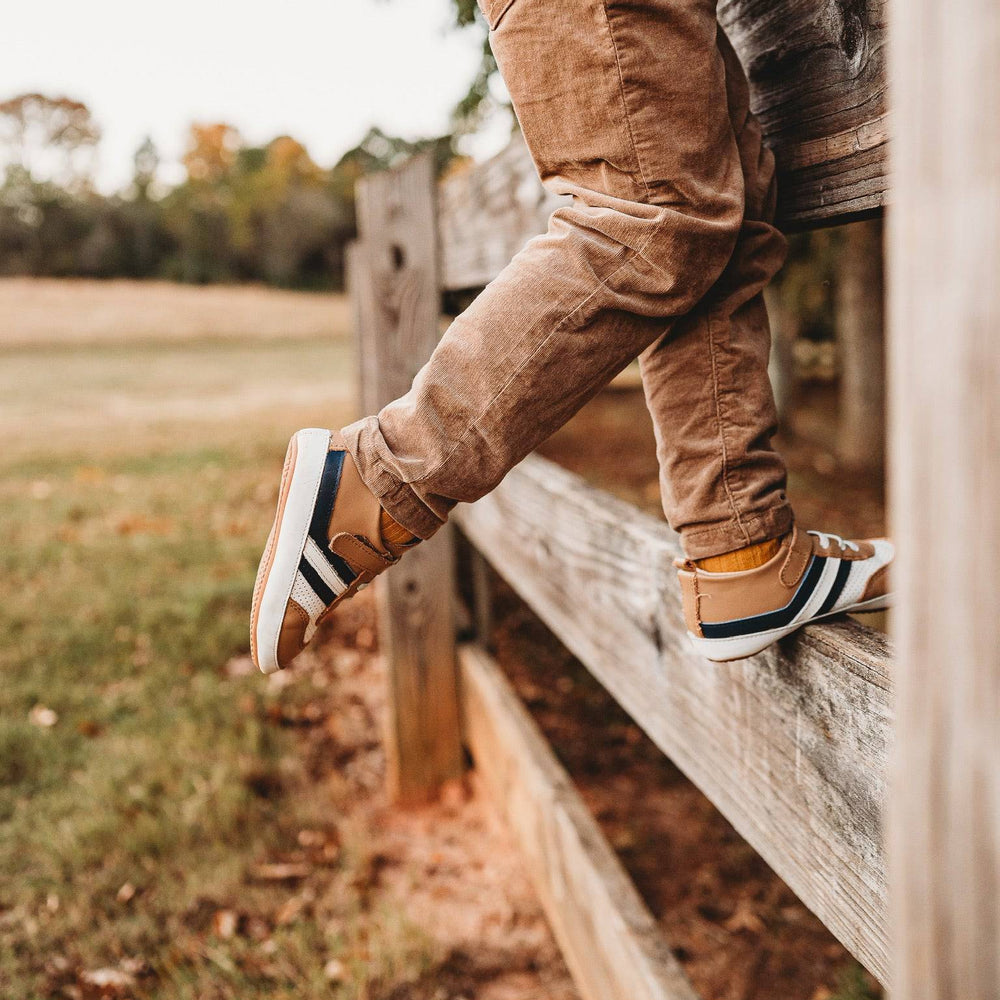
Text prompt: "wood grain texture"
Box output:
[[836, 218, 885, 469], [719, 0, 888, 226], [460, 643, 701, 1000], [345, 240, 377, 416], [438, 134, 568, 291], [887, 0, 1000, 993], [353, 154, 464, 803], [454, 455, 892, 985]]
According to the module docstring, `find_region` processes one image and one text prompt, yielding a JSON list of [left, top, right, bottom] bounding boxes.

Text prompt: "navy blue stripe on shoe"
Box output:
[[307, 449, 357, 585], [309, 449, 344, 546], [298, 556, 336, 606], [816, 559, 852, 616], [326, 549, 357, 587], [700, 556, 826, 639]]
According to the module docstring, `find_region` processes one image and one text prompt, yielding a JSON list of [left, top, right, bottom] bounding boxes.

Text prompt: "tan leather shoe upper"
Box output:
[[676, 526, 893, 662]]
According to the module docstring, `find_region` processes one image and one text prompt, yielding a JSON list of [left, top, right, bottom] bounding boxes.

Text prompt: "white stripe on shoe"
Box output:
[[790, 555, 842, 627], [303, 536, 350, 596], [831, 538, 893, 615], [291, 570, 326, 643], [253, 428, 332, 673]]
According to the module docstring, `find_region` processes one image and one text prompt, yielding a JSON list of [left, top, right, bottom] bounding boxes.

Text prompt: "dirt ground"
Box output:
[[273, 593, 583, 1000]]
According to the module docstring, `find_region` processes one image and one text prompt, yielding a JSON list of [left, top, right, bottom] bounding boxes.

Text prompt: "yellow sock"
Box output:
[[380, 509, 417, 548], [696, 534, 786, 573]]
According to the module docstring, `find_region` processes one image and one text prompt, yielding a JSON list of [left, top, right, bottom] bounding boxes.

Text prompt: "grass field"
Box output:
[[0, 280, 433, 998]]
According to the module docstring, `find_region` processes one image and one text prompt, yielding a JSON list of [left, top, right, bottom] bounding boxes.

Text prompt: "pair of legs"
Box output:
[[342, 0, 792, 560], [250, 0, 893, 672]]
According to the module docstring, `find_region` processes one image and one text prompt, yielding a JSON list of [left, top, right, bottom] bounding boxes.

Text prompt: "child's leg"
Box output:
[[252, 1, 893, 671], [341, 0, 759, 543], [638, 30, 793, 559]]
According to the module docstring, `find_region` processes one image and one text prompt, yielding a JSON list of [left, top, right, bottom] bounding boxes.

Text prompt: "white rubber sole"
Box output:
[[252, 429, 331, 674], [687, 593, 893, 663]]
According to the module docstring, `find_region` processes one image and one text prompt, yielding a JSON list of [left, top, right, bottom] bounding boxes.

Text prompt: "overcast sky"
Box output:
[[2, 0, 501, 192]]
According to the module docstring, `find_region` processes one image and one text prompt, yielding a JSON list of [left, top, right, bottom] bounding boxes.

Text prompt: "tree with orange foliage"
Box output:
[[0, 93, 100, 190], [181, 123, 241, 184]]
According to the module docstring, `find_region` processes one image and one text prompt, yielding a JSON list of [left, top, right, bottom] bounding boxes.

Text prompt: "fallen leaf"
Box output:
[[115, 514, 174, 536], [80, 967, 135, 989], [225, 655, 255, 678], [275, 895, 304, 926], [212, 909, 238, 939], [333, 649, 362, 673], [249, 862, 311, 881], [29, 705, 58, 728], [725, 897, 766, 934], [324, 958, 346, 982], [244, 916, 271, 941]]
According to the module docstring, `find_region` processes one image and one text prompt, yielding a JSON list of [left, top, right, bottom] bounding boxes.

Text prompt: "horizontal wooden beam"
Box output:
[[438, 136, 567, 291], [459, 643, 700, 1000], [454, 455, 892, 986]]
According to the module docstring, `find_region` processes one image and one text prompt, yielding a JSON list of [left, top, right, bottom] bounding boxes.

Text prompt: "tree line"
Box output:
[[0, 94, 456, 290]]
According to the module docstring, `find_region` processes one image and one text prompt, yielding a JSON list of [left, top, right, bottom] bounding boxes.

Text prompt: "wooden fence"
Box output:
[[348, 2, 1000, 997]]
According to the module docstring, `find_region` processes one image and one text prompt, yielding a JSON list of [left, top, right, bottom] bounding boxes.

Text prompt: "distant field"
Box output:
[[0, 277, 352, 347], [0, 280, 357, 464]]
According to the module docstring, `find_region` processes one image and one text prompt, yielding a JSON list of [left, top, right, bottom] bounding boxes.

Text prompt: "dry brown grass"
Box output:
[[0, 278, 351, 347], [0, 280, 356, 464]]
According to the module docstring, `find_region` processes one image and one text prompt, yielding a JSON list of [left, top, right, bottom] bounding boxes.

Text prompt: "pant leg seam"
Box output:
[[599, 0, 653, 201], [705, 306, 752, 546], [681, 504, 794, 559], [683, 508, 787, 542]]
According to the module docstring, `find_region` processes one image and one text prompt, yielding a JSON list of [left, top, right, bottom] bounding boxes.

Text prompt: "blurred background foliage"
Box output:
[[0, 3, 505, 291], [0, 95, 457, 291]]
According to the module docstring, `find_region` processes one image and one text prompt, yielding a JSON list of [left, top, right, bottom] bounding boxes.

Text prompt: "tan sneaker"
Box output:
[[250, 429, 417, 673], [676, 526, 893, 662]]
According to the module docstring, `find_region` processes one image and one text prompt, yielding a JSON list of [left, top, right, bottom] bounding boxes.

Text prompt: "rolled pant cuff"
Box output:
[[680, 502, 795, 561], [340, 417, 446, 541]]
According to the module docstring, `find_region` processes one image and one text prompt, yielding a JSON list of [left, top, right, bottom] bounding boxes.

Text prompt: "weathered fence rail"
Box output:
[[347, 7, 907, 997], [455, 455, 892, 983]]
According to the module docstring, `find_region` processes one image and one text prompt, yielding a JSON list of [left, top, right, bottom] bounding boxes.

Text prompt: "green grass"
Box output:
[[0, 301, 433, 998]]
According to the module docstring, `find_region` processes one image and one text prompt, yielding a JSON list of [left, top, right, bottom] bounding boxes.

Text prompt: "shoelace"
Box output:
[[807, 530, 859, 553]]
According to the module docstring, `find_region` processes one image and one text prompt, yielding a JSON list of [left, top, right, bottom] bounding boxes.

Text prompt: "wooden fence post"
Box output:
[[837, 218, 885, 470], [889, 0, 1000, 994], [350, 153, 464, 804]]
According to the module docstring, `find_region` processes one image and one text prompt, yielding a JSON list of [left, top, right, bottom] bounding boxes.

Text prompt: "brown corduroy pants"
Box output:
[[342, 0, 794, 559]]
